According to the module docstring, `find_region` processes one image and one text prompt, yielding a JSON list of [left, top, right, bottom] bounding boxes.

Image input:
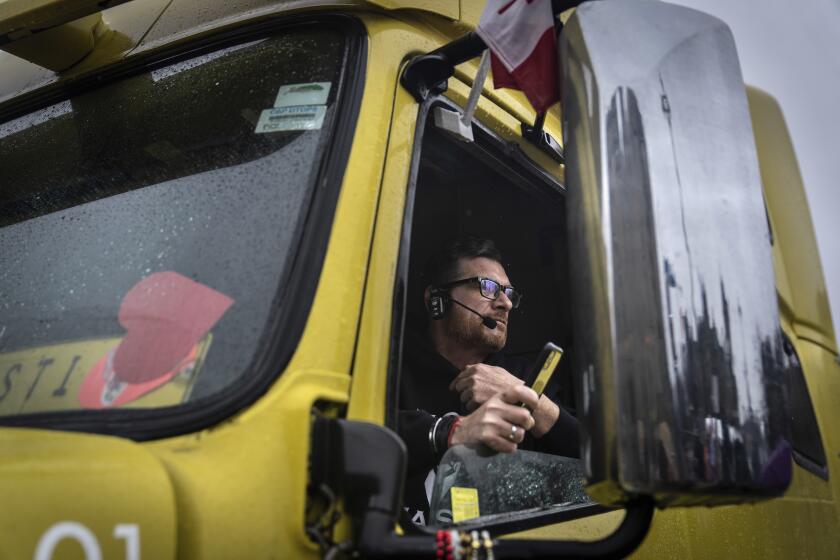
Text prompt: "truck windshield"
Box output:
[[0, 27, 346, 416]]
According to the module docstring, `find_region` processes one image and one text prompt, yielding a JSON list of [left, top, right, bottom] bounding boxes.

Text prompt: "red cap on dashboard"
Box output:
[[112, 271, 233, 383]]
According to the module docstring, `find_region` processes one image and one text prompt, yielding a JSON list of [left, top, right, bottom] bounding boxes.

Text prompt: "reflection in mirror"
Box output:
[[429, 446, 592, 527], [561, 0, 791, 505]]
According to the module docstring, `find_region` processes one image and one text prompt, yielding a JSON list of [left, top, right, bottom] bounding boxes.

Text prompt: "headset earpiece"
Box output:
[[428, 287, 447, 320]]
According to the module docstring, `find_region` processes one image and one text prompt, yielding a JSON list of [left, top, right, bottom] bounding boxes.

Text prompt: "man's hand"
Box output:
[[531, 395, 560, 438], [450, 363, 562, 439], [450, 363, 524, 412], [449, 385, 539, 453]]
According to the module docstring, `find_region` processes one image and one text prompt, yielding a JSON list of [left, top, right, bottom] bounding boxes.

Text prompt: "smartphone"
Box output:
[[525, 342, 564, 398]]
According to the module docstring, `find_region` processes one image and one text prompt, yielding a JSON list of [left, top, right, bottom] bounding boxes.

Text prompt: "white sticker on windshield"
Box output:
[[254, 105, 326, 133], [273, 82, 331, 107]]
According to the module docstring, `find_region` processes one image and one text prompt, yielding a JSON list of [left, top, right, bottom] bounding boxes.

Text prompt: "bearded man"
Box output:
[[397, 236, 579, 527]]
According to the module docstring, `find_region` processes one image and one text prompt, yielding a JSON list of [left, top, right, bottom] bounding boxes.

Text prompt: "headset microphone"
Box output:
[[448, 298, 498, 330]]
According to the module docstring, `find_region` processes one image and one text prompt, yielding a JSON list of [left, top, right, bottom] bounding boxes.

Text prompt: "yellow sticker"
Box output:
[[451, 486, 480, 523]]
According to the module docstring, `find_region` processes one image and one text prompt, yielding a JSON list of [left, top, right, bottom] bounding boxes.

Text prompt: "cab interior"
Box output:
[[389, 105, 577, 427]]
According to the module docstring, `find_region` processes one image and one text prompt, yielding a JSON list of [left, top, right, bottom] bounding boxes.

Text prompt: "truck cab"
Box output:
[[1, 1, 837, 558]]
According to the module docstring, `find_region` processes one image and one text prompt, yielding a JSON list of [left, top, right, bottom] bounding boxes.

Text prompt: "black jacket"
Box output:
[[397, 327, 580, 526]]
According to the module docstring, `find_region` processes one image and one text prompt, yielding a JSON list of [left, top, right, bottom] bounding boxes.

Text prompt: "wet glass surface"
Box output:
[[0, 28, 345, 415], [429, 446, 592, 527]]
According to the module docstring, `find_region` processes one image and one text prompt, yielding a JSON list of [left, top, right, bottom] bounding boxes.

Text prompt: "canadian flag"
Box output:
[[476, 0, 560, 114]]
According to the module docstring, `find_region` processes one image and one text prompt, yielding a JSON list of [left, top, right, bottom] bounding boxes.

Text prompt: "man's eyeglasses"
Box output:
[[438, 277, 522, 309]]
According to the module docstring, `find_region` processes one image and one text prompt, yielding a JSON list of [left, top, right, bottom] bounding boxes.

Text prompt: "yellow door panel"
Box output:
[[146, 369, 350, 559], [0, 428, 177, 560], [675, 496, 837, 559]]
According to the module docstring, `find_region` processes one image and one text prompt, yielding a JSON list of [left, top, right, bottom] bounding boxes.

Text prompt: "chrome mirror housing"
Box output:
[[561, 0, 791, 506]]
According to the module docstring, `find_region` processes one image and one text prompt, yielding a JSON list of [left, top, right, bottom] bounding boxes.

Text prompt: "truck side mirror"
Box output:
[[560, 0, 791, 506], [310, 418, 433, 556]]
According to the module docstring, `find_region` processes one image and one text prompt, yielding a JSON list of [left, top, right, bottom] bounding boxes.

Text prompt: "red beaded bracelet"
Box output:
[[435, 529, 455, 560]]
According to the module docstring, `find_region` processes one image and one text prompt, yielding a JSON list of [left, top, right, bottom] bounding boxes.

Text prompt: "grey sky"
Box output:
[[671, 0, 840, 347]]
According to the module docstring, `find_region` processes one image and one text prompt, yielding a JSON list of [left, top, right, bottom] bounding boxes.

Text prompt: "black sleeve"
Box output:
[[527, 405, 581, 458], [397, 409, 437, 476]]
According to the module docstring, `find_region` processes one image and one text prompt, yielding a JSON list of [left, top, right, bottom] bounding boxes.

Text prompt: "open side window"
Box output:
[[385, 96, 614, 534]]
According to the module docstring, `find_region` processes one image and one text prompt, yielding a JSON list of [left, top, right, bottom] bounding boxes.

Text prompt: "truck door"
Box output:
[[348, 52, 632, 540], [345, 12, 840, 557]]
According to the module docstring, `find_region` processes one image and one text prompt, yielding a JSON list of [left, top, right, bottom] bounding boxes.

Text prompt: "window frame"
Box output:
[[387, 94, 617, 536], [783, 333, 829, 480], [0, 14, 367, 441]]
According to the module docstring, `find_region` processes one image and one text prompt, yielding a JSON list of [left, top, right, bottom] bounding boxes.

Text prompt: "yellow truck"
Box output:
[[0, 0, 837, 558]]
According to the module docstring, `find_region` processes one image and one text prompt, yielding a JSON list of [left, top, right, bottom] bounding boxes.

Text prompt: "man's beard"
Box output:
[[446, 311, 506, 354]]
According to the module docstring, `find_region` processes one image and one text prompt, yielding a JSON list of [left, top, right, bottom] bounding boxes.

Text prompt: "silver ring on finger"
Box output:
[[509, 424, 518, 441]]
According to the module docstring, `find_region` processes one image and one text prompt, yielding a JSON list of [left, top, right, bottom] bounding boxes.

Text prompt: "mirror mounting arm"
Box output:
[[521, 112, 565, 164], [402, 35, 565, 163], [495, 497, 654, 558], [400, 32, 486, 102], [400, 1, 586, 103], [310, 418, 654, 558], [309, 417, 437, 558]]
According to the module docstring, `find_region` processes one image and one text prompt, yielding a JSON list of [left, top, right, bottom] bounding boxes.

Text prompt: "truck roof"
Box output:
[[0, 0, 463, 106]]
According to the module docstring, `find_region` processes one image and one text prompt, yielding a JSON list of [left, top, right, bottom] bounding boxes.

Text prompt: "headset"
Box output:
[[428, 286, 448, 320], [427, 285, 497, 330]]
